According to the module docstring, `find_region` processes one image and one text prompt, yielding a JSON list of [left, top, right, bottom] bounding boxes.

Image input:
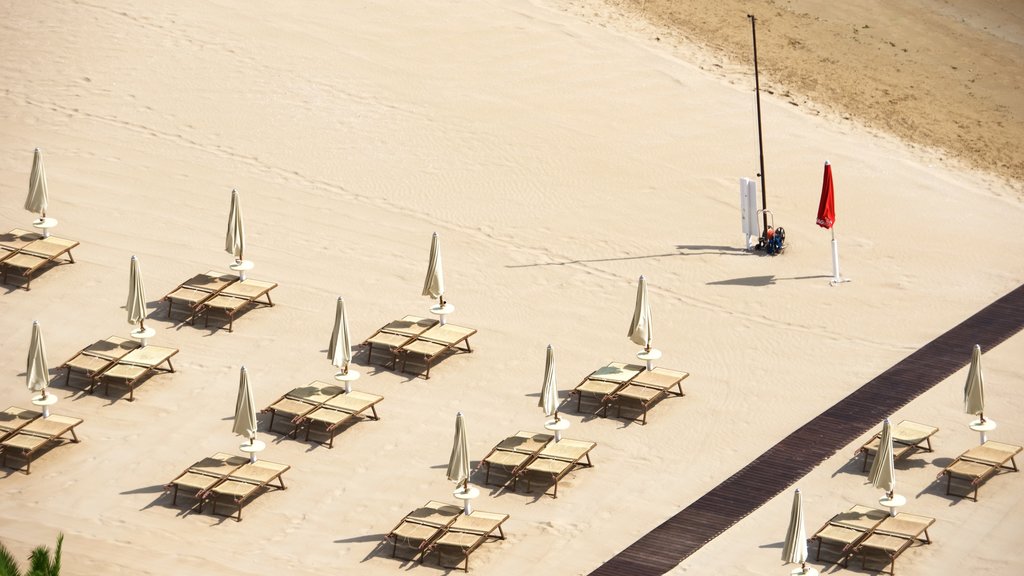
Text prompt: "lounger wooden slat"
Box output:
[[162, 271, 237, 324], [398, 323, 477, 379], [362, 316, 438, 368], [481, 431, 554, 488], [0, 235, 78, 290], [424, 510, 509, 571], [569, 362, 645, 415], [198, 278, 278, 332], [60, 336, 142, 392], [939, 440, 1021, 500], [95, 345, 179, 401], [261, 380, 344, 438], [165, 452, 249, 512], [385, 500, 462, 561], [301, 390, 383, 448], [206, 459, 289, 521], [0, 406, 43, 442], [0, 414, 83, 474], [854, 512, 934, 575], [608, 367, 689, 425], [810, 505, 889, 566], [857, 420, 938, 471], [0, 229, 41, 260], [521, 438, 596, 498]]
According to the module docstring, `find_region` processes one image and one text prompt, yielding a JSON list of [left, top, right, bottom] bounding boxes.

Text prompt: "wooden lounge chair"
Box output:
[[424, 510, 509, 571], [810, 505, 889, 566], [521, 438, 596, 498], [204, 459, 290, 521], [481, 431, 554, 488], [0, 414, 83, 474], [385, 500, 462, 561], [854, 512, 934, 575], [60, 336, 142, 392], [939, 440, 1021, 500], [569, 362, 645, 415], [301, 391, 383, 448], [0, 407, 42, 443], [262, 380, 344, 438], [398, 323, 477, 379], [198, 278, 278, 332], [95, 345, 179, 401], [857, 420, 938, 471], [0, 229, 41, 260], [162, 271, 237, 323], [362, 316, 438, 368], [164, 452, 249, 512], [607, 367, 689, 425], [0, 235, 78, 290]]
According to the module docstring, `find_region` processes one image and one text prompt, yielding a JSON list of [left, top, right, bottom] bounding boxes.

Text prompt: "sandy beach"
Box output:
[[1, 1, 1023, 575]]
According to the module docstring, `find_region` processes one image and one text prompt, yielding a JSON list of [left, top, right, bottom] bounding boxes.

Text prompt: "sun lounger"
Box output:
[[204, 459, 290, 521], [857, 420, 938, 471], [301, 390, 383, 448], [398, 323, 477, 379], [853, 512, 934, 575], [95, 345, 179, 401], [0, 229, 41, 260], [423, 510, 509, 571], [810, 504, 889, 566], [607, 367, 689, 425], [60, 336, 142, 392], [165, 452, 249, 512], [162, 271, 237, 323], [262, 380, 344, 438], [0, 414, 82, 474], [569, 362, 645, 415], [939, 440, 1021, 500], [0, 407, 42, 443], [197, 278, 278, 332], [0, 235, 78, 290], [520, 438, 596, 498], [481, 431, 554, 488], [362, 316, 438, 368], [385, 500, 462, 561]]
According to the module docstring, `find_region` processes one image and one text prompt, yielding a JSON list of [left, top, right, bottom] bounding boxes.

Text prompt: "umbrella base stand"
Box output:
[[430, 303, 455, 326], [878, 493, 906, 517], [969, 419, 997, 445], [829, 238, 850, 286], [335, 369, 360, 394], [229, 259, 254, 281], [130, 326, 156, 347], [453, 485, 479, 515], [32, 217, 58, 238], [636, 348, 662, 371], [791, 567, 818, 576], [240, 439, 266, 463], [31, 394, 58, 419], [545, 418, 570, 443]]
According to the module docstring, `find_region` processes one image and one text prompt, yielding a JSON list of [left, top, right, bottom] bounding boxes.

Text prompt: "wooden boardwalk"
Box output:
[[590, 283, 1024, 576]]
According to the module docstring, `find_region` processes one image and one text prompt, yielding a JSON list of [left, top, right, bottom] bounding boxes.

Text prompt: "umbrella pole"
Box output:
[[748, 14, 769, 237]]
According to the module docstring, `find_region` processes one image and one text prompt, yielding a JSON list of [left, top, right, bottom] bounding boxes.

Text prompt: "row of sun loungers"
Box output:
[[386, 501, 509, 571], [162, 271, 277, 332], [0, 228, 78, 290], [60, 336, 179, 401], [262, 381, 383, 448], [570, 362, 689, 425], [0, 406, 83, 474], [811, 504, 934, 574], [481, 431, 596, 498], [362, 316, 476, 379], [165, 452, 290, 521]]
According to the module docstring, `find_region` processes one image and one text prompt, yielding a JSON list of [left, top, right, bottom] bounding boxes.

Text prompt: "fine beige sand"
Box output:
[[1, 1, 1022, 575]]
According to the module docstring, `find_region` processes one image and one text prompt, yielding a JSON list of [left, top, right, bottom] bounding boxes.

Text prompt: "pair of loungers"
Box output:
[[938, 440, 1021, 501], [165, 452, 289, 521], [386, 500, 508, 571], [856, 420, 939, 471], [570, 362, 689, 425], [162, 270, 277, 332], [811, 504, 934, 575], [0, 228, 78, 290], [0, 406, 83, 474], [362, 315, 476, 379], [60, 336, 178, 401], [262, 380, 382, 448], [481, 431, 596, 498]]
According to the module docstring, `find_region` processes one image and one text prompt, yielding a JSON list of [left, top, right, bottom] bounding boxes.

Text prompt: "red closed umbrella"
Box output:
[[816, 161, 835, 229]]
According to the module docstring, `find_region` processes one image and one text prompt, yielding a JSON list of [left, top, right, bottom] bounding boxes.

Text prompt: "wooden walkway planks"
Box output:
[[590, 283, 1024, 576]]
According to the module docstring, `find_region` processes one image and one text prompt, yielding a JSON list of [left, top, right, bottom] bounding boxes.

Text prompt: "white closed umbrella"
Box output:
[[628, 275, 652, 351], [539, 344, 559, 420], [328, 296, 360, 391], [422, 232, 445, 306], [964, 344, 986, 422], [781, 488, 816, 575], [26, 148, 49, 219], [447, 412, 470, 489], [233, 366, 262, 461], [869, 419, 901, 515], [126, 255, 147, 330], [225, 189, 245, 263], [26, 321, 49, 398]]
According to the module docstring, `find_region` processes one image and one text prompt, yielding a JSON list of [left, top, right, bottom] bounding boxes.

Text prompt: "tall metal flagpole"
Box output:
[[748, 14, 769, 236]]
